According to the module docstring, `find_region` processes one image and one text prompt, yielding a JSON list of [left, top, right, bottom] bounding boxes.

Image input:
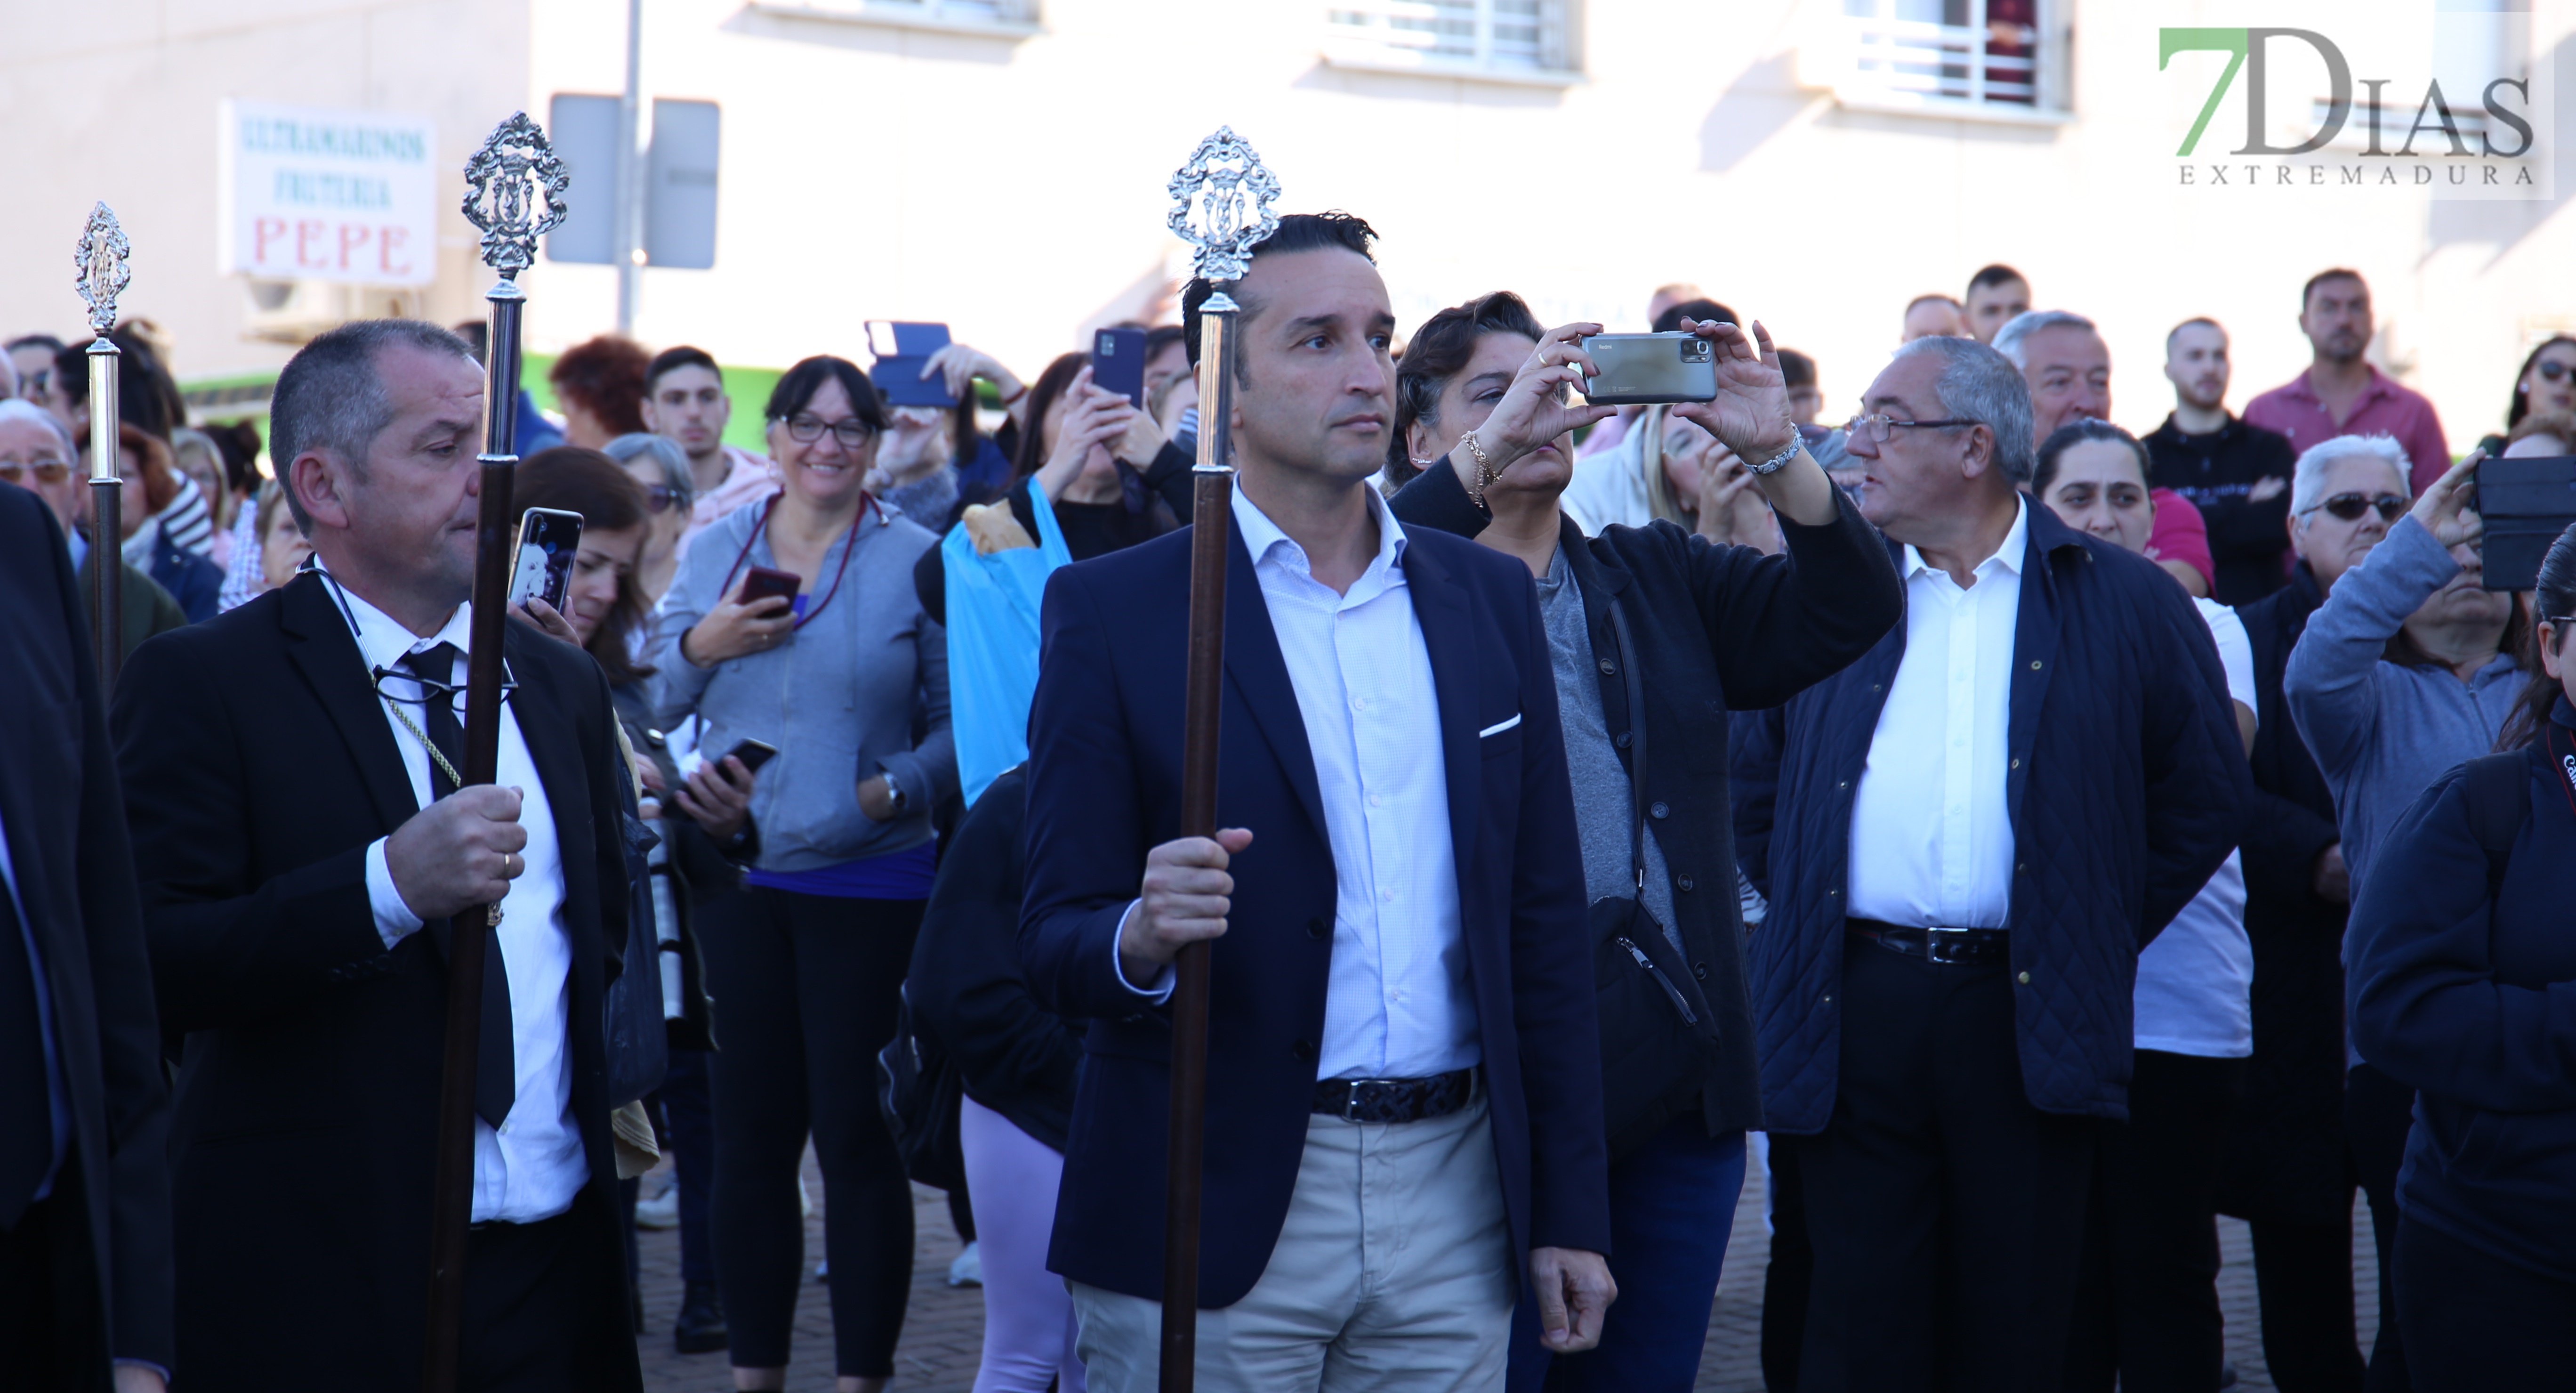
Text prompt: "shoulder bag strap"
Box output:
[[1606, 598, 1649, 894]]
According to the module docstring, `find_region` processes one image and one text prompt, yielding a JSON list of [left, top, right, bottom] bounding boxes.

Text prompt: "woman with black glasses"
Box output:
[[2282, 434, 2528, 1391], [652, 356, 956, 1393], [2347, 519, 2576, 1389], [2474, 335, 2576, 457]]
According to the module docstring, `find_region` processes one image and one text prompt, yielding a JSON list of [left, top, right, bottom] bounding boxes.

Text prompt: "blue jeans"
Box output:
[[1508, 1113, 1747, 1392]]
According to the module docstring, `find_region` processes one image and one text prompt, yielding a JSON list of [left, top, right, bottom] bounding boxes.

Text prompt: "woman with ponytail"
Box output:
[[2346, 520, 2576, 1386]]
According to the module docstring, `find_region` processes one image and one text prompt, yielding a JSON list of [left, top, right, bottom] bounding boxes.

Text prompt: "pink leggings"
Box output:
[[960, 1096, 1087, 1393]]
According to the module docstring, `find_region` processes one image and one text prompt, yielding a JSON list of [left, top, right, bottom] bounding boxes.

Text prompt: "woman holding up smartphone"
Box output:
[[652, 357, 956, 1393]]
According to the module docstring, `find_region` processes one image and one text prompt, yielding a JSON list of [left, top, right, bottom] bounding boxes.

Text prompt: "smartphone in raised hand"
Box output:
[[507, 508, 585, 611]]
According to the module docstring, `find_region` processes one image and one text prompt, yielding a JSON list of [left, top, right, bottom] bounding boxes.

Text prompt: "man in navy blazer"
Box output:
[[1019, 214, 1614, 1390]]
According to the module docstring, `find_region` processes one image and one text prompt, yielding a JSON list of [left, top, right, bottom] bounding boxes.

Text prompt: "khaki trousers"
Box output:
[[1069, 1086, 1515, 1393]]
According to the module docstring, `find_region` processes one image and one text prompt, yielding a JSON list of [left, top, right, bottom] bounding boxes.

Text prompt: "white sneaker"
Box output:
[[635, 1180, 680, 1231], [946, 1240, 982, 1288]]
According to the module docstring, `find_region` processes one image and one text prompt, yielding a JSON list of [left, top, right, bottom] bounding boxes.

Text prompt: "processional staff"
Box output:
[[1157, 127, 1280, 1393], [74, 203, 131, 693], [421, 112, 568, 1393]]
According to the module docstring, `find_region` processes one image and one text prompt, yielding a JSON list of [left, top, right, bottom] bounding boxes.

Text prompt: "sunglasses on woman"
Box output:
[[2537, 359, 2575, 384], [2299, 492, 2407, 523], [643, 484, 681, 514]]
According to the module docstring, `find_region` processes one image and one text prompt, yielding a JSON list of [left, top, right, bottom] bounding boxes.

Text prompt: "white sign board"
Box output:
[[218, 101, 438, 286]]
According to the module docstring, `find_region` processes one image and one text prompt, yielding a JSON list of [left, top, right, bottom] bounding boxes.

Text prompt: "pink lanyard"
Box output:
[[716, 492, 878, 631]]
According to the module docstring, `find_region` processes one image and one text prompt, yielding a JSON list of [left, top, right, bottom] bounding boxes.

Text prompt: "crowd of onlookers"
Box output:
[[10, 247, 2576, 1393]]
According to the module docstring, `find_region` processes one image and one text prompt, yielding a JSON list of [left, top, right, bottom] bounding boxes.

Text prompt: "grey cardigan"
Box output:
[[2282, 513, 2522, 901], [650, 496, 956, 873]]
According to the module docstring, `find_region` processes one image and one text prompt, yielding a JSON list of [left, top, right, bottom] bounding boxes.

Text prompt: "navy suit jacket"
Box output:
[[1020, 511, 1609, 1307]]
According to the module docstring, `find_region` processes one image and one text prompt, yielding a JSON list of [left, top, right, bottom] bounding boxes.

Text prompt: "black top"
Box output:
[[908, 767, 1083, 1150], [912, 439, 1194, 626], [1389, 455, 1905, 1135], [2145, 412, 2299, 605]]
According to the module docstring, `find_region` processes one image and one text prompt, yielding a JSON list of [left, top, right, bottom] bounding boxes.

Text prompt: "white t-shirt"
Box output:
[[2133, 597, 2256, 1058]]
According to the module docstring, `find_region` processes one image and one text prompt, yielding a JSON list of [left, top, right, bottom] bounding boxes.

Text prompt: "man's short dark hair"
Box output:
[[1967, 264, 2029, 297], [270, 318, 477, 531], [1906, 293, 1963, 315], [646, 345, 723, 396], [1181, 211, 1380, 371], [1777, 348, 1817, 389], [2165, 316, 2224, 352], [2302, 268, 2367, 311], [5, 333, 64, 356], [1652, 298, 1739, 335]]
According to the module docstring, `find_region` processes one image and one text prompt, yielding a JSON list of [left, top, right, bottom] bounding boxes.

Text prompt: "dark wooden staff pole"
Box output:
[[425, 113, 565, 1393], [1159, 290, 1238, 1393], [419, 277, 521, 1393]]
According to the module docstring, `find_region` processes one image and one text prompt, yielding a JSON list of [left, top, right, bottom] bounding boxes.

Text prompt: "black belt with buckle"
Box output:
[[1848, 918, 2011, 967], [1312, 1066, 1479, 1124]]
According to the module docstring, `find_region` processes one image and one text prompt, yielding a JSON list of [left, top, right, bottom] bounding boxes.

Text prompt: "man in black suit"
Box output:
[[1020, 214, 1614, 1390], [111, 319, 643, 1392], [0, 483, 173, 1391]]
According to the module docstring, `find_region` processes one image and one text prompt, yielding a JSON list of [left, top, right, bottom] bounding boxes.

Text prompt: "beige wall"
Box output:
[[0, 0, 531, 388], [8, 0, 2571, 457]]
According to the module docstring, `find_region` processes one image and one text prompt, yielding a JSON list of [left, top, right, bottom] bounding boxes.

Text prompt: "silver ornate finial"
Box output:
[[1167, 127, 1280, 285], [74, 202, 131, 338], [462, 112, 571, 280]]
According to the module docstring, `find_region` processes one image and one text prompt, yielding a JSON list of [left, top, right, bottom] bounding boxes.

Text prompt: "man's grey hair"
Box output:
[[1990, 309, 2099, 371], [269, 318, 477, 529], [1890, 335, 2037, 483], [603, 431, 694, 511], [2292, 433, 2412, 516], [0, 397, 78, 459]]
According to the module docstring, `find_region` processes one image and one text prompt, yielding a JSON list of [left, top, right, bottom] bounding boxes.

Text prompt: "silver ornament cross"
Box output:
[[1167, 127, 1280, 285], [74, 202, 130, 338], [462, 112, 570, 280]]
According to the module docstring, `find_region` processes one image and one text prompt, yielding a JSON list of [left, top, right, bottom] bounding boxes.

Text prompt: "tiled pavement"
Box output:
[[636, 1149, 2382, 1392]]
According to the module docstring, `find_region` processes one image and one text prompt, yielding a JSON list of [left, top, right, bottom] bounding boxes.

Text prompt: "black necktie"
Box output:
[[402, 644, 515, 1131], [0, 882, 56, 1230]]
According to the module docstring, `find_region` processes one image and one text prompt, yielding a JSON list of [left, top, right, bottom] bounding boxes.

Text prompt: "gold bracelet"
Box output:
[[1457, 430, 1499, 509]]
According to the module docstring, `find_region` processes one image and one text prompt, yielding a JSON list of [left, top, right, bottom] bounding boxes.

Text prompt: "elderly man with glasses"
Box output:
[[0, 399, 187, 661], [1733, 334, 2247, 1393]]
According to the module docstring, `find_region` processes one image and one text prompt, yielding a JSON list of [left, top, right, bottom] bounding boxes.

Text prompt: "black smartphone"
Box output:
[[2475, 454, 2576, 590], [734, 566, 801, 608], [506, 507, 584, 611], [723, 737, 779, 774], [867, 320, 956, 408], [1577, 332, 1720, 405], [1091, 326, 1148, 407]]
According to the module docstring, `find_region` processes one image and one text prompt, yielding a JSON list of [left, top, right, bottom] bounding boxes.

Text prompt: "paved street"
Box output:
[[635, 1150, 2382, 1392]]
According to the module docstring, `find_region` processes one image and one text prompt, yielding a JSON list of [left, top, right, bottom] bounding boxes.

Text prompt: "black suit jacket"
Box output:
[[0, 486, 173, 1383], [110, 571, 641, 1392]]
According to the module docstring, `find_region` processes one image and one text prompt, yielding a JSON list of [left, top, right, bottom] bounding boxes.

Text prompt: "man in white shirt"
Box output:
[[1020, 214, 1615, 1391], [1732, 336, 2246, 1392], [641, 346, 777, 545], [111, 318, 644, 1392]]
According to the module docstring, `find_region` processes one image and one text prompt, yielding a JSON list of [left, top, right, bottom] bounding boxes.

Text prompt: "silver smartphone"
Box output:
[[506, 507, 585, 612], [1578, 332, 1719, 405]]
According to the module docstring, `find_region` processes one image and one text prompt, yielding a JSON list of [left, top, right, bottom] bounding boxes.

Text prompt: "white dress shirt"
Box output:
[[1117, 487, 1476, 1082], [327, 572, 587, 1223], [1847, 495, 2029, 930]]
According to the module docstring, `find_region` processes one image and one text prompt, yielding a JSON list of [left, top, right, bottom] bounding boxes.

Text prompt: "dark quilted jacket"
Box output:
[[1732, 501, 2249, 1131], [2215, 564, 2358, 1223]]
